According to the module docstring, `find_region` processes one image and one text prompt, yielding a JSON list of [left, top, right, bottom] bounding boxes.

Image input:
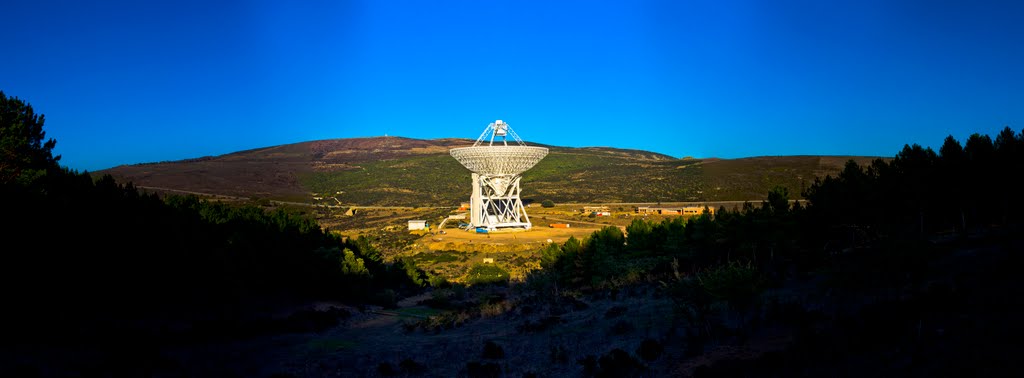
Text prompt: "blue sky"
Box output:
[[3, 0, 1022, 172]]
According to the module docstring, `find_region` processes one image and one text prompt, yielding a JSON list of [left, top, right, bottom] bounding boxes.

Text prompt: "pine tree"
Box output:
[[1, 91, 60, 186]]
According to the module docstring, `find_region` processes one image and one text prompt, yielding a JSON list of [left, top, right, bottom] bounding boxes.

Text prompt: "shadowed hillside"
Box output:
[[6, 90, 1024, 378], [97, 136, 882, 205]]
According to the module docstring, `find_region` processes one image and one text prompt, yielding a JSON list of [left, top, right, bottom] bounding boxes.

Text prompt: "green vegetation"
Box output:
[[515, 126, 1024, 375], [6, 89, 1024, 377], [1, 91, 432, 344], [0, 90, 59, 186], [414, 251, 463, 264], [465, 264, 511, 286], [282, 141, 872, 206], [299, 154, 468, 206]]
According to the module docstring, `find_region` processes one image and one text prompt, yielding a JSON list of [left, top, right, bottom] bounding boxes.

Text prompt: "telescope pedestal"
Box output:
[[469, 173, 532, 230]]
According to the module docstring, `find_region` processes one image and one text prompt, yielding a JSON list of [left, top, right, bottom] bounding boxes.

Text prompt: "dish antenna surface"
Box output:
[[450, 120, 549, 230]]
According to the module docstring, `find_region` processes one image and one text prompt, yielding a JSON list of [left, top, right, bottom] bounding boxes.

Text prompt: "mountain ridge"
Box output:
[[96, 136, 886, 205]]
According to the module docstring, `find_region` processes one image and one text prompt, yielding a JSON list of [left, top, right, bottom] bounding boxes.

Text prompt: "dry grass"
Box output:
[[426, 226, 601, 246]]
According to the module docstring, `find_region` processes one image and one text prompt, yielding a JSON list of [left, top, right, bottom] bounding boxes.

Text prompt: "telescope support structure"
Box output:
[[470, 173, 531, 230]]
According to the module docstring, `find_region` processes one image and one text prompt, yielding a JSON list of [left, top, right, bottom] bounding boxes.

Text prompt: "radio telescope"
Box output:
[[450, 120, 549, 230]]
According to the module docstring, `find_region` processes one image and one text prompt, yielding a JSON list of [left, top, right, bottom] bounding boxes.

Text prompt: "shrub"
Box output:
[[598, 349, 645, 377], [452, 284, 467, 300], [541, 200, 555, 208], [400, 321, 418, 333], [465, 361, 501, 378], [482, 340, 505, 359], [465, 264, 510, 286], [429, 274, 450, 288], [398, 358, 425, 374], [377, 362, 396, 376], [480, 301, 509, 317], [604, 305, 628, 318], [578, 355, 598, 376], [636, 338, 664, 361], [696, 260, 765, 316]]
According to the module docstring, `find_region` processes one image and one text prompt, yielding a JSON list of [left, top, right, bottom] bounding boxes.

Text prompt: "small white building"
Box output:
[[408, 220, 428, 231]]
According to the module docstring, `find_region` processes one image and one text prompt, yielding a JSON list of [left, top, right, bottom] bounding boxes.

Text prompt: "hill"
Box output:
[[8, 90, 1024, 378], [96, 136, 884, 206]]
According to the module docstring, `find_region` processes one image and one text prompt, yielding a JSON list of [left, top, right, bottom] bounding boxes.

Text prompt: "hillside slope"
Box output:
[[97, 136, 883, 206]]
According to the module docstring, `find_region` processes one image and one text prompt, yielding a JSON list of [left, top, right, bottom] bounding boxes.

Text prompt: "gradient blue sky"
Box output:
[[3, 0, 1022, 172]]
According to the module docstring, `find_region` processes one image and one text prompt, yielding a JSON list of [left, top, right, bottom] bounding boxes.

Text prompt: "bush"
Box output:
[[598, 349, 645, 377], [377, 362, 396, 376], [482, 340, 505, 359], [636, 338, 664, 361], [465, 361, 501, 378], [578, 355, 598, 376], [429, 274, 450, 288], [465, 264, 510, 286], [542, 200, 555, 208], [604, 305, 628, 318], [398, 358, 425, 375], [697, 260, 765, 314]]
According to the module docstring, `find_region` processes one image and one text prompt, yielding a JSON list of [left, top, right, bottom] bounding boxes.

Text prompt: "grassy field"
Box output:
[[300, 149, 880, 207], [301, 154, 469, 207]]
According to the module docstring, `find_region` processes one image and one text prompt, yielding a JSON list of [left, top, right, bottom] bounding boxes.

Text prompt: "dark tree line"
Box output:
[[685, 131, 1024, 377], [1, 91, 426, 342], [524, 127, 1024, 376], [532, 127, 1024, 292], [803, 128, 1024, 240], [526, 127, 1024, 346]]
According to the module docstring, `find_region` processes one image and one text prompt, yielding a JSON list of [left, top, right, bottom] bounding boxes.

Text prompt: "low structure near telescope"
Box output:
[[450, 120, 548, 230]]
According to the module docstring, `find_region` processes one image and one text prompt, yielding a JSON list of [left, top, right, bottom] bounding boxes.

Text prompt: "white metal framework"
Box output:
[[450, 120, 548, 230]]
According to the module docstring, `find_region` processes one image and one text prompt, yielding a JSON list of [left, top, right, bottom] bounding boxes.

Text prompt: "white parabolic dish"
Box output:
[[449, 145, 549, 176]]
